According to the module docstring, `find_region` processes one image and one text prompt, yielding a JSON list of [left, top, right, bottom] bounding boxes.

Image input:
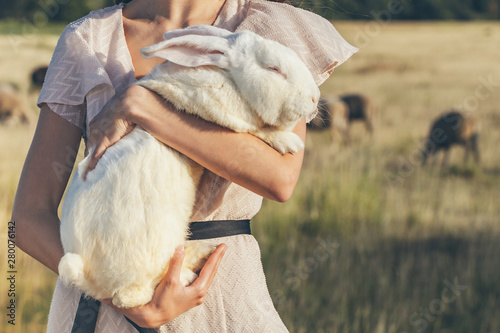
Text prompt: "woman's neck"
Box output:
[[123, 0, 226, 30], [121, 0, 227, 79]]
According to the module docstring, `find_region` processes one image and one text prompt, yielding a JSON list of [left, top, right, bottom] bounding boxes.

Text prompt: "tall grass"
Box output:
[[255, 135, 500, 332], [1, 20, 500, 332]]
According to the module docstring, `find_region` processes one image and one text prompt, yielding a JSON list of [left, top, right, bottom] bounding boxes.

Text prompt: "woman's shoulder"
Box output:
[[245, 0, 331, 26], [38, 4, 128, 130], [59, 4, 123, 43]]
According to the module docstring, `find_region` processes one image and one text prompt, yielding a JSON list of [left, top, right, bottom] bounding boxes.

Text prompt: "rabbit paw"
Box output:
[[252, 130, 304, 154], [180, 241, 218, 286], [183, 240, 218, 273], [113, 284, 155, 308], [180, 267, 198, 286]]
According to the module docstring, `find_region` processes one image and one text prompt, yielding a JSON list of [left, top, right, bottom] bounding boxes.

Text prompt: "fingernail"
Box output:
[[175, 246, 184, 254]]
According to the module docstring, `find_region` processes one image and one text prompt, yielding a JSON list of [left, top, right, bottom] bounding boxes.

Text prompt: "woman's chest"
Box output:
[[123, 27, 167, 80]]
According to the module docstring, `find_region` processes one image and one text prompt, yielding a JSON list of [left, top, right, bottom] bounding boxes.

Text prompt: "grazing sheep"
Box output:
[[421, 110, 480, 167], [0, 82, 21, 94], [340, 93, 375, 135], [0, 88, 32, 126], [308, 94, 374, 144], [310, 97, 350, 143], [330, 97, 352, 144], [30, 66, 48, 92]]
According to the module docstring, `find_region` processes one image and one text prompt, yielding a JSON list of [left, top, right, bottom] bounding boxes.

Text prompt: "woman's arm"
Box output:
[[87, 85, 306, 202], [12, 104, 82, 273]]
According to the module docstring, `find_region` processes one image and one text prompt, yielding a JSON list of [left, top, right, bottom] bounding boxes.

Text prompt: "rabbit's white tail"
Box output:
[[58, 253, 85, 288]]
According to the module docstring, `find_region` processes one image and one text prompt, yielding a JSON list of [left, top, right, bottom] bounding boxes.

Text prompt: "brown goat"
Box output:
[[308, 94, 375, 144], [421, 110, 480, 167], [0, 88, 32, 126]]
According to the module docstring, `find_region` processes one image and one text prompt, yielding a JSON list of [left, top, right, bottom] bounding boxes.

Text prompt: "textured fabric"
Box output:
[[42, 1, 357, 332]]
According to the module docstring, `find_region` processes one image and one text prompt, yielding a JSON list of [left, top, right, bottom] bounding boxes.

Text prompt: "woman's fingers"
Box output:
[[83, 85, 163, 176], [162, 246, 185, 286], [84, 117, 135, 179], [190, 243, 227, 291], [83, 141, 108, 179]]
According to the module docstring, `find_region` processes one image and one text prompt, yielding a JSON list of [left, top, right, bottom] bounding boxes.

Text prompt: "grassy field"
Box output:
[[1, 20, 500, 332]]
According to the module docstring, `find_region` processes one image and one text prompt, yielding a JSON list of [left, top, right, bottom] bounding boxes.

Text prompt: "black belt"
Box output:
[[187, 219, 251, 240], [70, 219, 250, 333]]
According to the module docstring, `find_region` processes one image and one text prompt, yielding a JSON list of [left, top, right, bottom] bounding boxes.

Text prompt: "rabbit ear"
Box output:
[[162, 25, 233, 40], [140, 34, 231, 68]]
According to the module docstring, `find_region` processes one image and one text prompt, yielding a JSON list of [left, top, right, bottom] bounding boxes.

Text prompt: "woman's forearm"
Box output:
[[13, 210, 64, 274], [129, 86, 306, 202]]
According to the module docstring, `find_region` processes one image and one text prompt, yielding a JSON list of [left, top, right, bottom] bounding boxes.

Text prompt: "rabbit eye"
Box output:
[[267, 66, 287, 79]]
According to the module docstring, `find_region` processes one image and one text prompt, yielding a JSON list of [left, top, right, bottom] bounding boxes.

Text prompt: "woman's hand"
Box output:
[[85, 85, 165, 177], [101, 243, 227, 328]]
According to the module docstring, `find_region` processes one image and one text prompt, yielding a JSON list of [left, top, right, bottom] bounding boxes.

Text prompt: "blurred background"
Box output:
[[1, 0, 499, 332]]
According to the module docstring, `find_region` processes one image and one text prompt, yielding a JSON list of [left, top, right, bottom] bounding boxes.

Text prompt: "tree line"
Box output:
[[0, 0, 115, 23], [300, 0, 500, 20], [0, 0, 499, 23]]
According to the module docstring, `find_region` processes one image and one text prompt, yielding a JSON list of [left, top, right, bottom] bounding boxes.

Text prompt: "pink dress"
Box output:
[[38, 1, 357, 332]]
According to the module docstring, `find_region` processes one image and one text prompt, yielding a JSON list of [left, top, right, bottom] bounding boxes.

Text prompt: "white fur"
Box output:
[[59, 25, 319, 308]]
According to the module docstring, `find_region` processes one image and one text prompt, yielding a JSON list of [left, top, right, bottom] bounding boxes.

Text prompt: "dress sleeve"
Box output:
[[236, 0, 358, 86], [37, 22, 115, 130]]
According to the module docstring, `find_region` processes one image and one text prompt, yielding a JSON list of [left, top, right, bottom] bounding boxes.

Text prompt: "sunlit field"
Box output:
[[1, 20, 500, 332]]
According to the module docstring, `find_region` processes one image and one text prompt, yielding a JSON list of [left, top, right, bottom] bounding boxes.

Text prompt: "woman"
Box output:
[[11, 0, 357, 331]]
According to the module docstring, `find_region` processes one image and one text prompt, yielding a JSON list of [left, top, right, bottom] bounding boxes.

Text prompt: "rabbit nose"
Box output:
[[312, 96, 318, 105]]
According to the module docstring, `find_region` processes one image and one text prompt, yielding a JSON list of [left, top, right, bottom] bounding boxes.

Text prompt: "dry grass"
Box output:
[[1, 20, 500, 332]]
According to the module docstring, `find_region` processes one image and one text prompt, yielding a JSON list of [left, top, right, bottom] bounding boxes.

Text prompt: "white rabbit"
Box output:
[[58, 25, 320, 308], [138, 24, 320, 153]]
